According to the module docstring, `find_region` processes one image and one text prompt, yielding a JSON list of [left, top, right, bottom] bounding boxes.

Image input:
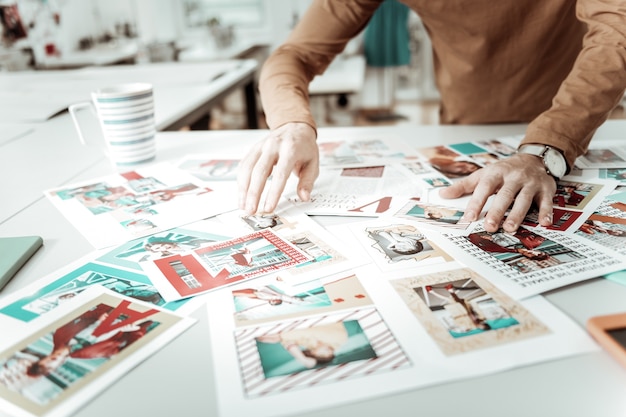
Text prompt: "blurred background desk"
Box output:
[[308, 55, 366, 125], [1, 120, 625, 417], [33, 40, 139, 70], [0, 59, 259, 130]]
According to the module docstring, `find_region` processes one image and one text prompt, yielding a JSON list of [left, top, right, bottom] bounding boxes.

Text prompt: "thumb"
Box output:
[[438, 177, 475, 199]]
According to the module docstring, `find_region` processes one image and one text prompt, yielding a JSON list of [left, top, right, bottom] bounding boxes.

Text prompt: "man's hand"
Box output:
[[238, 122, 319, 214], [438, 153, 557, 233]]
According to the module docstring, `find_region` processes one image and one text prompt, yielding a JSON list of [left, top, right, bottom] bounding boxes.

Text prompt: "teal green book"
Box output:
[[0, 236, 43, 290]]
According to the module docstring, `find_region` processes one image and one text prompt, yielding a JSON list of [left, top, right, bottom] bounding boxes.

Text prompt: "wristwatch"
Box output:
[[516, 144, 568, 180]]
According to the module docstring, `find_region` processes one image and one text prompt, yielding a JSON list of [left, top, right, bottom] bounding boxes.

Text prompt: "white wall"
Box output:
[[133, 0, 183, 44], [14, 0, 311, 54]]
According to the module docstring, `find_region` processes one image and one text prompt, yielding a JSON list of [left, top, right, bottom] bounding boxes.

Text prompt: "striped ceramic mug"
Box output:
[[69, 83, 157, 167]]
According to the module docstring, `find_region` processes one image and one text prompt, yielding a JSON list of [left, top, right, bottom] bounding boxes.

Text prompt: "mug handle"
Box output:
[[68, 101, 95, 145]]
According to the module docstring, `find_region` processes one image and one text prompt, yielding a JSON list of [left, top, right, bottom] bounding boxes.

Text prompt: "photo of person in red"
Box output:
[[26, 303, 156, 378], [0, 303, 158, 400], [468, 227, 549, 261]]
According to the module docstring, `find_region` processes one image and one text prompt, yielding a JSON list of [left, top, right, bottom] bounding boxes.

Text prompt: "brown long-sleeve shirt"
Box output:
[[259, 0, 626, 169]]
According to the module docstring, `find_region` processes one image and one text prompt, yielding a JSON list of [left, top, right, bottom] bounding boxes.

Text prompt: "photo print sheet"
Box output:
[[519, 177, 619, 232], [574, 143, 626, 169], [140, 229, 313, 302], [396, 159, 453, 190], [175, 155, 240, 182], [415, 139, 517, 181], [0, 287, 194, 417], [230, 272, 374, 328], [0, 254, 200, 335], [329, 218, 454, 272], [44, 162, 238, 248], [205, 260, 597, 417], [388, 265, 550, 355], [205, 270, 416, 417], [599, 167, 626, 184], [96, 218, 233, 270], [574, 167, 626, 185], [435, 224, 626, 299], [358, 262, 597, 384], [0, 219, 230, 332], [216, 207, 370, 286], [317, 136, 419, 168], [574, 197, 626, 257], [393, 198, 477, 234], [284, 163, 422, 217]]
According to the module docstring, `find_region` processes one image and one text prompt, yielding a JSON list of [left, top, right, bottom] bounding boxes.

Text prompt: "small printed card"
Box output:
[[44, 162, 237, 249], [0, 287, 195, 417], [140, 229, 313, 301]]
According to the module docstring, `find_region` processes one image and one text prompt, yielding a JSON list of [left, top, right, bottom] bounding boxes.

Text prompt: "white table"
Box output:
[[1, 121, 625, 417], [177, 38, 269, 62], [0, 122, 34, 147], [0, 59, 259, 130]]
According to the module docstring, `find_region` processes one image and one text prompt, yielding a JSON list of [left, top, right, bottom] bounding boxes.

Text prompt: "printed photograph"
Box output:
[[194, 233, 306, 278], [319, 139, 409, 167], [255, 320, 376, 377], [98, 227, 228, 268], [467, 152, 501, 166], [0, 293, 175, 413], [576, 214, 626, 254], [232, 274, 372, 326], [521, 207, 583, 232], [475, 139, 517, 157], [601, 167, 626, 183], [0, 263, 186, 323], [423, 177, 451, 188], [341, 166, 385, 178], [396, 201, 464, 225], [553, 180, 602, 209], [235, 308, 411, 397], [285, 232, 345, 274], [44, 164, 238, 249], [581, 148, 625, 164], [402, 160, 432, 175], [318, 140, 362, 165], [148, 230, 310, 298], [241, 213, 282, 230], [418, 145, 482, 178], [364, 223, 453, 267], [177, 158, 239, 182], [390, 267, 550, 355], [466, 227, 585, 274], [367, 226, 429, 261]]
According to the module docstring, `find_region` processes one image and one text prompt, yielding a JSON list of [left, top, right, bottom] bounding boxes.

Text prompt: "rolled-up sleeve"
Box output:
[[524, 0, 626, 168]]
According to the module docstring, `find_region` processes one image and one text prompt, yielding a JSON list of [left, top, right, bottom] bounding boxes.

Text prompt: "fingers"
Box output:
[[502, 180, 555, 232], [237, 144, 261, 210], [438, 175, 477, 199], [497, 187, 532, 233], [237, 122, 318, 215], [535, 190, 556, 228], [439, 154, 556, 233], [262, 159, 291, 213], [238, 142, 273, 214], [296, 159, 319, 203]]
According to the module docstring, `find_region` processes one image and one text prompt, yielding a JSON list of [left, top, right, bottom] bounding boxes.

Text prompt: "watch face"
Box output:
[[544, 148, 567, 178]]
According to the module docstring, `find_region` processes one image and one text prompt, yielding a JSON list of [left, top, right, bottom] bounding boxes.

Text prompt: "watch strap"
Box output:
[[516, 144, 546, 157], [517, 144, 567, 180]]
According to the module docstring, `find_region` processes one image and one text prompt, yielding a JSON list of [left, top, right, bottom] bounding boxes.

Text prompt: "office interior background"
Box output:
[[1, 0, 624, 130]]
